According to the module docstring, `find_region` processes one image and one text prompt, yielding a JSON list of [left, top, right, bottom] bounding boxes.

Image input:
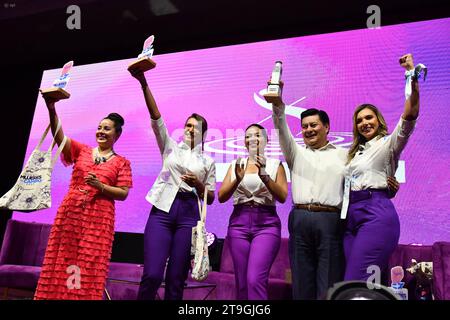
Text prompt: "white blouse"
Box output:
[[230, 157, 281, 206], [345, 117, 416, 191], [146, 117, 216, 213]]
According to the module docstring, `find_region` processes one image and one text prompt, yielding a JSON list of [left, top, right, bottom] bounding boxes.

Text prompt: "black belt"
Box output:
[[176, 191, 197, 199], [350, 188, 388, 204], [294, 203, 339, 213]]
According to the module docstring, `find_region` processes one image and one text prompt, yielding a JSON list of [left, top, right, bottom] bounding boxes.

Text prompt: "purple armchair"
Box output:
[[105, 264, 219, 300], [388, 243, 433, 286], [204, 237, 292, 300], [1, 219, 449, 301], [432, 241, 450, 300], [104, 262, 143, 300], [387, 243, 450, 300], [0, 219, 51, 298]]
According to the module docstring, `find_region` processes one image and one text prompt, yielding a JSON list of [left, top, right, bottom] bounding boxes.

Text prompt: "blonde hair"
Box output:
[[347, 104, 388, 163]]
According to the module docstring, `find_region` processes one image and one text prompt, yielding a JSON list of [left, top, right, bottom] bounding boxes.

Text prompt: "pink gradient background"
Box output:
[[13, 18, 450, 244]]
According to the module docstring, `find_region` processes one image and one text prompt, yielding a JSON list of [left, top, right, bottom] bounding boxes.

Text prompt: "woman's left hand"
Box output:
[[255, 155, 270, 182], [181, 170, 201, 188], [387, 176, 400, 198], [85, 172, 104, 190]]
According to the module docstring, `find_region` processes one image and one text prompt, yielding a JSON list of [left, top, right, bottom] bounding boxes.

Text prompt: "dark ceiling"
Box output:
[[1, 0, 449, 69]]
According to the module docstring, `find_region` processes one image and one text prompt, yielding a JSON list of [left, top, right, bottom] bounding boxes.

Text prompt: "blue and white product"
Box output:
[[390, 282, 408, 300], [52, 73, 70, 89], [138, 46, 154, 60], [138, 35, 155, 60]]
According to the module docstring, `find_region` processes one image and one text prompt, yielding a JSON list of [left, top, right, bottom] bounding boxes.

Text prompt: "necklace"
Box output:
[[93, 147, 115, 165]]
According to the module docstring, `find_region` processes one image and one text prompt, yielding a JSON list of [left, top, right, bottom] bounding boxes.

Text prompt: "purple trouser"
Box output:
[[227, 204, 281, 300], [344, 189, 400, 282], [137, 192, 199, 300]]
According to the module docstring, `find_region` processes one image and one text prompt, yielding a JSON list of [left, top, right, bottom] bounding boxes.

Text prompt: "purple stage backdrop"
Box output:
[[13, 18, 450, 244]]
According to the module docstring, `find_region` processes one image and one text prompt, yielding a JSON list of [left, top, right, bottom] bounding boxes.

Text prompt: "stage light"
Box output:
[[148, 0, 179, 16]]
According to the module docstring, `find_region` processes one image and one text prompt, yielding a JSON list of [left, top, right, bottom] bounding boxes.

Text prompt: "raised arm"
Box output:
[[271, 83, 298, 167], [129, 68, 172, 155], [387, 54, 421, 167], [129, 68, 161, 120], [400, 53, 420, 121], [42, 95, 71, 160]]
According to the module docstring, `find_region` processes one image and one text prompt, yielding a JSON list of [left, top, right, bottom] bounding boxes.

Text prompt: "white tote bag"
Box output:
[[191, 187, 210, 281], [0, 121, 67, 212]]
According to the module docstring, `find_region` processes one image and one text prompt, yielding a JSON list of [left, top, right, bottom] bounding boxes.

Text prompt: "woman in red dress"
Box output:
[[34, 94, 132, 300]]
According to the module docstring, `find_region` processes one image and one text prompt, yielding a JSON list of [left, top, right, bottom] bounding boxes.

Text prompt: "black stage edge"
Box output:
[[0, 300, 446, 318], [110, 232, 224, 271]]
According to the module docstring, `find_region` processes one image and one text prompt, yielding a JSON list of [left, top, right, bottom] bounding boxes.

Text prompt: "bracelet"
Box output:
[[260, 174, 270, 184], [405, 69, 421, 81], [404, 63, 427, 81], [101, 183, 105, 193]]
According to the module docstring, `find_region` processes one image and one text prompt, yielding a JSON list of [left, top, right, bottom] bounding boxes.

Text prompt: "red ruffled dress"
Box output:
[[34, 139, 132, 300]]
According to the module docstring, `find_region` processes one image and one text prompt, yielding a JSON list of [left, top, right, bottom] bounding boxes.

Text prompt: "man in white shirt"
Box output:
[[272, 91, 347, 300]]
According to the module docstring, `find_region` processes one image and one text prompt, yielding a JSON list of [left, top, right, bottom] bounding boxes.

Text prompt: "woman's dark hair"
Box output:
[[245, 123, 268, 142], [184, 113, 208, 150], [104, 113, 125, 135], [185, 113, 208, 140]]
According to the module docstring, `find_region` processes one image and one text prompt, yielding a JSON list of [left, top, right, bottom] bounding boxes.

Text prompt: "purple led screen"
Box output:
[[13, 18, 450, 244]]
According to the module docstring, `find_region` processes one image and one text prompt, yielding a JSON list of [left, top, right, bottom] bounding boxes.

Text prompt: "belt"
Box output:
[[176, 191, 197, 199], [238, 200, 264, 208], [294, 203, 339, 213], [350, 188, 388, 204]]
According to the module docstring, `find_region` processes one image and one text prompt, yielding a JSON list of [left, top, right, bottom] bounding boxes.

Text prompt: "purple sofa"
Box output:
[[1, 219, 449, 300], [104, 262, 143, 300], [104, 236, 292, 300], [105, 264, 218, 300], [0, 219, 51, 297], [432, 242, 450, 300], [204, 236, 292, 300], [387, 243, 450, 300]]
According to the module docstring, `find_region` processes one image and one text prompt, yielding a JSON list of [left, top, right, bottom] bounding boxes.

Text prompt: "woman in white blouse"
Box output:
[[129, 68, 216, 300], [218, 124, 288, 299], [343, 54, 421, 282]]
